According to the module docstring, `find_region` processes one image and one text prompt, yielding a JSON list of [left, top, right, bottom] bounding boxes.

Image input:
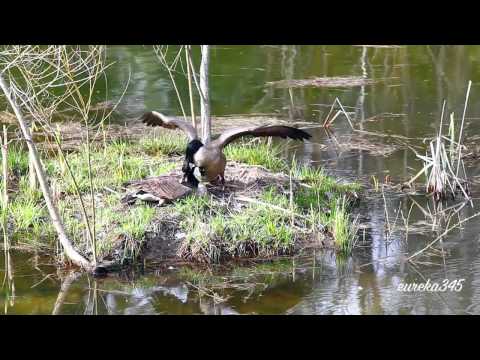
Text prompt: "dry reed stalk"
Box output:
[[185, 45, 197, 130], [406, 82, 472, 202]]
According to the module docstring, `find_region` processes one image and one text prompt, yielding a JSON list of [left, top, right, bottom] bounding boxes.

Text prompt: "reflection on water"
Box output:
[[3, 45, 480, 314]]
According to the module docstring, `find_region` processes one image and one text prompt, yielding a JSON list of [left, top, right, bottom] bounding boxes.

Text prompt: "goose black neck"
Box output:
[[182, 139, 204, 188], [186, 139, 204, 163]]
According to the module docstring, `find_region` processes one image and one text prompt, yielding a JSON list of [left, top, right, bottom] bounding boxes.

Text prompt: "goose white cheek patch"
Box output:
[[193, 167, 203, 181]]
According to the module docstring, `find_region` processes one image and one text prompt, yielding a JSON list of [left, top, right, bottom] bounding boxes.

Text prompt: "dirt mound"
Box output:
[[132, 162, 341, 266]]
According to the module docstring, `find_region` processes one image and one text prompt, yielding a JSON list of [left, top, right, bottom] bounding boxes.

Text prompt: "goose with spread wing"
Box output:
[[141, 111, 311, 186]]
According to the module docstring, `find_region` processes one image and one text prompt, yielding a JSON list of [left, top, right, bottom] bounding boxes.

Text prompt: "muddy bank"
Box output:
[[25, 114, 308, 152]]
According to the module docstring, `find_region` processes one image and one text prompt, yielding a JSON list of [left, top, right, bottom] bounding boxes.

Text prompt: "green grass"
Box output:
[[291, 161, 361, 193], [3, 138, 173, 257], [57, 193, 158, 261], [174, 156, 361, 263], [330, 197, 359, 254], [139, 132, 186, 156], [117, 204, 157, 262], [289, 164, 360, 255], [119, 205, 156, 240], [225, 142, 287, 172], [8, 191, 49, 245], [18, 176, 43, 203], [175, 172, 360, 263], [46, 139, 176, 194], [0, 143, 29, 176]]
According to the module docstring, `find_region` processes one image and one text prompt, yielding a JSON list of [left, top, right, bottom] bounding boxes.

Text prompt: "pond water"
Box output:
[[3, 45, 480, 315]]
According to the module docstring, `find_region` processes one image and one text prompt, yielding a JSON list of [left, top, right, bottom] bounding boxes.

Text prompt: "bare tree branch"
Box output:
[[0, 73, 91, 269]]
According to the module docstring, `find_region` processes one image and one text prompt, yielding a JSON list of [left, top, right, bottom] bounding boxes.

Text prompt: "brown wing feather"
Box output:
[[149, 178, 191, 200], [123, 177, 192, 203], [140, 111, 198, 141], [211, 125, 311, 149]]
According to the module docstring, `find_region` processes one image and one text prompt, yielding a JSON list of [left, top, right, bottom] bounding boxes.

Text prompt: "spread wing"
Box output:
[[140, 111, 198, 141], [210, 125, 311, 149]]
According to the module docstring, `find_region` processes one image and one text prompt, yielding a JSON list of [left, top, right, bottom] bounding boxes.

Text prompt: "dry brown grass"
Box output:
[[267, 76, 376, 89]]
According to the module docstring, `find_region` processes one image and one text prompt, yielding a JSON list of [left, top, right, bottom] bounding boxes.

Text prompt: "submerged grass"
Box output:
[[175, 259, 298, 302]]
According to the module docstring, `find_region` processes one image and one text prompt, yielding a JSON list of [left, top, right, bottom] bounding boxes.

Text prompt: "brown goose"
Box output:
[[141, 111, 311, 185], [122, 176, 193, 205]]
